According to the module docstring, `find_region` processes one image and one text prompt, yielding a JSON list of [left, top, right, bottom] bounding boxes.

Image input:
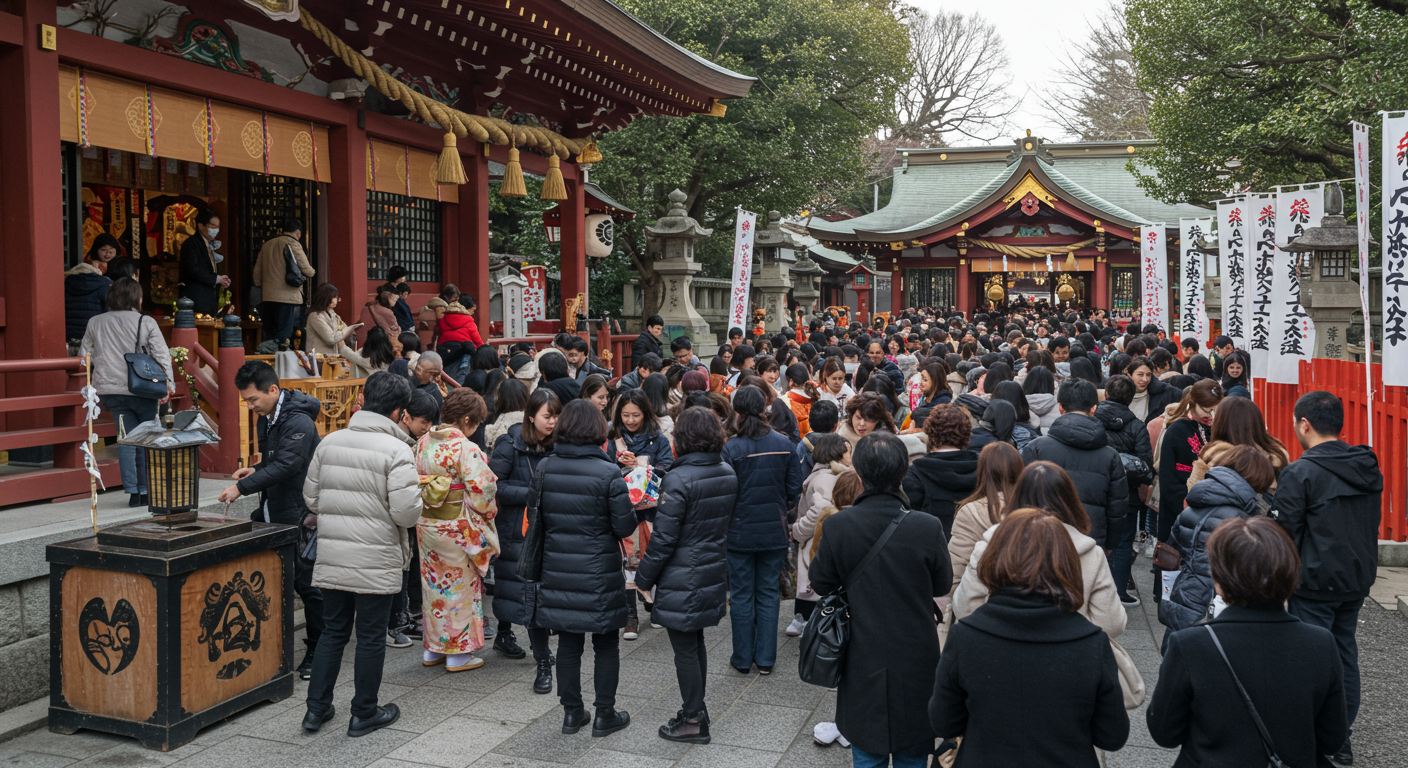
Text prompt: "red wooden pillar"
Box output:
[[891, 264, 904, 315], [326, 107, 367, 326], [957, 260, 972, 317], [559, 175, 587, 321], [460, 148, 491, 334], [0, 0, 64, 427], [1094, 257, 1109, 310]]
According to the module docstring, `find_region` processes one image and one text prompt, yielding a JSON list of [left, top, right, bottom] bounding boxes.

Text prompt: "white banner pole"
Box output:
[[1353, 121, 1375, 448]]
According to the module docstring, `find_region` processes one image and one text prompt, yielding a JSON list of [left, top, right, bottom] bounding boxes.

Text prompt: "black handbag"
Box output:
[[797, 508, 908, 688], [1119, 451, 1153, 484], [123, 316, 168, 400], [516, 459, 550, 583], [283, 243, 307, 288], [1204, 626, 1290, 768]]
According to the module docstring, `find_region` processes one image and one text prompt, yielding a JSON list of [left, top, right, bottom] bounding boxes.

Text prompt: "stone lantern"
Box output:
[[751, 211, 797, 333], [643, 189, 713, 342], [1284, 182, 1374, 361], [791, 250, 823, 320]]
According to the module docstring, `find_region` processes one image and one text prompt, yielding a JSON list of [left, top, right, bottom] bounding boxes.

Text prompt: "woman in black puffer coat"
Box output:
[[1159, 451, 1274, 642], [1094, 374, 1154, 605], [488, 388, 561, 693], [533, 399, 636, 737], [634, 407, 738, 744]]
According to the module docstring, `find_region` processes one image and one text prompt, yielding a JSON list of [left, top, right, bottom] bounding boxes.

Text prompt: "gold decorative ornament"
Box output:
[[240, 121, 264, 159], [1003, 173, 1060, 210], [125, 97, 161, 140], [291, 131, 313, 167]]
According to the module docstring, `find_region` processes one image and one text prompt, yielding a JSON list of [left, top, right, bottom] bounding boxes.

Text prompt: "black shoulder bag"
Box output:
[[283, 242, 307, 288], [124, 316, 169, 400], [797, 508, 908, 688], [1204, 626, 1289, 768], [516, 458, 550, 583]]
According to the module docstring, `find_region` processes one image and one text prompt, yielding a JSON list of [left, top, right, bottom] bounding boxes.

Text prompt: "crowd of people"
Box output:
[[73, 252, 1386, 767]]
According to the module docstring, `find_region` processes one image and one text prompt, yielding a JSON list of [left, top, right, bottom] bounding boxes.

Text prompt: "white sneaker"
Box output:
[[813, 721, 842, 745], [785, 615, 807, 637]]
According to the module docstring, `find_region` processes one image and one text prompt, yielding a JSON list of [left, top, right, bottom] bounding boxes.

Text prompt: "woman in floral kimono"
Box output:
[[416, 388, 500, 672]]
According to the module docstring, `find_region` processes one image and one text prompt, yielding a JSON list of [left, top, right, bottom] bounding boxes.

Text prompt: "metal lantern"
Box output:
[[1056, 282, 1076, 302], [118, 409, 219, 523]]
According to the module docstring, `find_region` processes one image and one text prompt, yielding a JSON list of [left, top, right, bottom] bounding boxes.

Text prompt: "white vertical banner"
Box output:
[[1141, 224, 1169, 333], [1216, 199, 1248, 350], [1248, 194, 1277, 377], [1269, 185, 1323, 384], [1179, 218, 1211, 343], [1381, 112, 1408, 386], [1353, 122, 1375, 446], [727, 208, 758, 333]]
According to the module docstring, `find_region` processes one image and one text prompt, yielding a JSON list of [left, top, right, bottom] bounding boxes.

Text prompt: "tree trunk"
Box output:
[[625, 242, 665, 319]]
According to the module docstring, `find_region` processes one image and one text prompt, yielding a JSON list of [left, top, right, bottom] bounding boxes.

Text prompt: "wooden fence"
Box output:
[[1253, 359, 1407, 541]]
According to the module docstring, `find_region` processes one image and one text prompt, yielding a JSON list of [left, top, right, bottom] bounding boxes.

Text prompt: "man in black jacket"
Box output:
[[178, 209, 228, 316], [1276, 391, 1383, 767], [220, 361, 323, 678], [1096, 374, 1154, 607], [631, 314, 664, 370], [1020, 379, 1128, 551]]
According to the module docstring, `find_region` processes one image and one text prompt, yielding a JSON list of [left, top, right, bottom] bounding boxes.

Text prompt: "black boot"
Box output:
[[533, 658, 554, 694], [494, 625, 526, 659], [296, 648, 315, 680], [658, 710, 710, 744], [592, 708, 630, 737], [562, 707, 590, 734], [1332, 741, 1353, 766]]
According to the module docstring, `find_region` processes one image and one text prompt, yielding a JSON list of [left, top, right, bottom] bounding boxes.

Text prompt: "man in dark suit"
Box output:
[[178, 209, 227, 316]]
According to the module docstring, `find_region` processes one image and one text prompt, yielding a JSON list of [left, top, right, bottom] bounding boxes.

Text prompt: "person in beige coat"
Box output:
[[303, 283, 361, 358], [952, 461, 1126, 644], [301, 371, 422, 738], [787, 434, 851, 637], [946, 442, 1023, 594], [252, 219, 315, 346]]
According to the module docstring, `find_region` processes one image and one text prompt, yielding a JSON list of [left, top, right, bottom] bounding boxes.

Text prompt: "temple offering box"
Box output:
[[46, 519, 296, 750]]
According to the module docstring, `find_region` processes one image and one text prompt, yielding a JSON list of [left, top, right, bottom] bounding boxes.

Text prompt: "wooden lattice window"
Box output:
[[905, 268, 956, 312], [367, 191, 441, 283], [1111, 266, 1138, 312]]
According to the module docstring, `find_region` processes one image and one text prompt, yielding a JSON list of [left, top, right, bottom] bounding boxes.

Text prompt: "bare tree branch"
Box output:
[[1040, 1, 1153, 141], [883, 9, 1021, 144]]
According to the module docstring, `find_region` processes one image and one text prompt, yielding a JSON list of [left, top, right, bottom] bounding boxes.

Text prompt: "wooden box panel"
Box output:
[[179, 550, 283, 714], [60, 568, 158, 722]]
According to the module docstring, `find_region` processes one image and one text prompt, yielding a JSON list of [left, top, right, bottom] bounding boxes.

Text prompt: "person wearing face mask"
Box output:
[[178, 208, 229, 316], [254, 218, 316, 346]]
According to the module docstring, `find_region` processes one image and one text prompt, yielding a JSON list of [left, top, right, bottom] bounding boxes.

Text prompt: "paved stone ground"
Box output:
[[3, 553, 1406, 768]]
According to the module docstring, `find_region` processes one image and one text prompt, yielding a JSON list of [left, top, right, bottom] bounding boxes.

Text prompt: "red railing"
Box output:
[[1253, 359, 1408, 541], [169, 322, 244, 475], [0, 357, 121, 504]]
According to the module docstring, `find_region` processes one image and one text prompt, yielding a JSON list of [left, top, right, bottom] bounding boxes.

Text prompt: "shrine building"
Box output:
[[805, 132, 1207, 318], [0, 0, 751, 503]]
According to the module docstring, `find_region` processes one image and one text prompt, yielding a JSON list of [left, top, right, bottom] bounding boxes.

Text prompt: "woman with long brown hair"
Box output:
[[932, 509, 1129, 766], [947, 442, 1025, 592], [838, 392, 897, 446], [1186, 395, 1290, 494], [304, 283, 362, 357], [953, 461, 1126, 644], [356, 287, 401, 347]]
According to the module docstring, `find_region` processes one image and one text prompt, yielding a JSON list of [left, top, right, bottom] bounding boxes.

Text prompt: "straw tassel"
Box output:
[[1065, 252, 1078, 271], [499, 147, 527, 198], [540, 154, 567, 201], [436, 131, 467, 185]]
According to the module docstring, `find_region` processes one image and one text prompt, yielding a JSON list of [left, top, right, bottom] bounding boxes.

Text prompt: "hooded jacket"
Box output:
[[1274, 440, 1384, 601], [1027, 392, 1059, 434], [902, 449, 979, 536], [1141, 378, 1183, 424], [634, 452, 737, 631], [237, 389, 322, 525], [533, 442, 637, 633], [1159, 467, 1258, 632], [1021, 413, 1129, 549], [487, 423, 550, 626], [303, 410, 422, 594], [435, 304, 484, 346], [955, 520, 1126, 643], [793, 460, 847, 600], [1095, 399, 1154, 505], [932, 591, 1129, 767], [630, 329, 662, 370], [64, 263, 111, 341]]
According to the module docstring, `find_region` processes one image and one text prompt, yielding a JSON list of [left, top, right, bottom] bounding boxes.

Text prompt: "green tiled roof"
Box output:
[[808, 149, 1208, 239]]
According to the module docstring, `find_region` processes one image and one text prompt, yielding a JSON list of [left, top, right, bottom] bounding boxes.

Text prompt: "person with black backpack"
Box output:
[[1095, 374, 1154, 607], [253, 217, 314, 345]]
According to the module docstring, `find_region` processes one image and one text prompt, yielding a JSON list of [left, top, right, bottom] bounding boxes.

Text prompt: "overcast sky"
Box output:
[[907, 0, 1116, 146]]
